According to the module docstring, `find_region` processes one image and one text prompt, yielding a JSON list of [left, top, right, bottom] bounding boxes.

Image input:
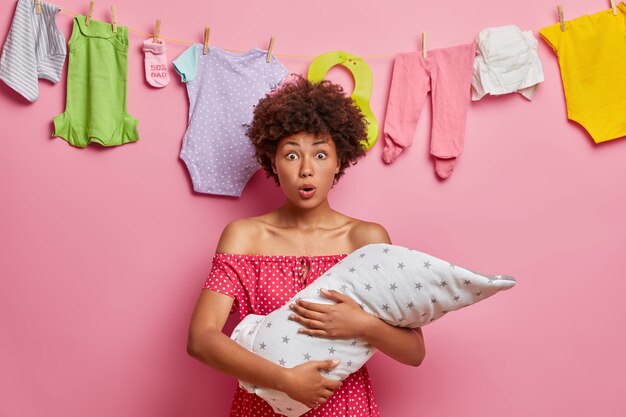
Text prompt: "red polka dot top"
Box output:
[[204, 253, 380, 417]]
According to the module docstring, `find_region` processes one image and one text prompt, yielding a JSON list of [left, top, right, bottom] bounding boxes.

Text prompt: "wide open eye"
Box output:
[[286, 152, 298, 160], [315, 152, 327, 160]]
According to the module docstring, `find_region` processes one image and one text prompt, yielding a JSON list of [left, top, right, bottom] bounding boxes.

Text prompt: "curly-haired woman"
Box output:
[[187, 76, 426, 417]]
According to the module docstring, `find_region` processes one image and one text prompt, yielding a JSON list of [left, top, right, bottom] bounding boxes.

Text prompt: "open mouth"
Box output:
[[298, 184, 316, 199]]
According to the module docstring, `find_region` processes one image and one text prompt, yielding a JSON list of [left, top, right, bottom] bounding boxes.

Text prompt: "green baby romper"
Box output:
[[53, 15, 138, 147]]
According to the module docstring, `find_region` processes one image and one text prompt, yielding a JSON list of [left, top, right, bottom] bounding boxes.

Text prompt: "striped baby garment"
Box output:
[[0, 0, 66, 102]]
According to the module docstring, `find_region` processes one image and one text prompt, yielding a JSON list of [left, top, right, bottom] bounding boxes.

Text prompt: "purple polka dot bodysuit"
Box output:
[[173, 45, 289, 197]]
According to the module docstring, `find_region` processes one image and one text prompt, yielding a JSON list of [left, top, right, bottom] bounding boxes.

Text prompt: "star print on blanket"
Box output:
[[231, 243, 516, 417]]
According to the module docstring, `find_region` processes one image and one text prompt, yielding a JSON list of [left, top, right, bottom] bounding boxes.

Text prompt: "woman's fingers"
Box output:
[[289, 310, 325, 329], [310, 388, 336, 408], [322, 388, 335, 397], [289, 302, 325, 321], [326, 378, 343, 392], [298, 327, 329, 337], [293, 299, 331, 313], [320, 288, 348, 303]]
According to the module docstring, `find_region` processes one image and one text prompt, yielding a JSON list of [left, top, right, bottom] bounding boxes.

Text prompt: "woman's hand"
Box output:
[[288, 289, 375, 339], [281, 360, 343, 408]]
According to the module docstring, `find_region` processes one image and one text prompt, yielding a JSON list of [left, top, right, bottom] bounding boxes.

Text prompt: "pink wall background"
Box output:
[[2, 0, 625, 416]]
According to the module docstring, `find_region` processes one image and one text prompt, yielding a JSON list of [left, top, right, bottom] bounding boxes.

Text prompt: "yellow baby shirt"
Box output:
[[540, 3, 626, 143]]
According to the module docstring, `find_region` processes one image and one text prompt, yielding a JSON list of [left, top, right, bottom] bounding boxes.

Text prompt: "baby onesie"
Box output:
[[472, 25, 544, 101], [383, 43, 476, 179], [540, 3, 626, 143], [0, 0, 66, 102], [52, 15, 139, 147], [173, 45, 288, 197]]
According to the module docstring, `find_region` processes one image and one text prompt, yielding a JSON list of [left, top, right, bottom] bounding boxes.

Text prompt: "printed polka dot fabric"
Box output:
[[204, 253, 380, 417], [173, 45, 289, 197]]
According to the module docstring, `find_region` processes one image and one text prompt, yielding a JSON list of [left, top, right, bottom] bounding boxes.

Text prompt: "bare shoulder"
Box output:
[[215, 217, 262, 254], [347, 219, 392, 250]]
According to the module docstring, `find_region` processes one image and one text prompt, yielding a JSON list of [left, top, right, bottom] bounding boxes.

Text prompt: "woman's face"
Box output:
[[271, 132, 340, 209]]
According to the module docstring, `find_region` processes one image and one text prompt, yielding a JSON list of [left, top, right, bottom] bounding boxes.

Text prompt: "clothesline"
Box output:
[[57, 7, 567, 61], [46, 2, 626, 63], [59, 9, 397, 59]]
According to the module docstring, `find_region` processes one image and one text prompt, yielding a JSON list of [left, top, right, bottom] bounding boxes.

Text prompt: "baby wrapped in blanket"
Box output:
[[231, 243, 515, 416]]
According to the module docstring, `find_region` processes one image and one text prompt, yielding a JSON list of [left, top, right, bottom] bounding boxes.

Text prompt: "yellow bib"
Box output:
[[308, 51, 378, 150]]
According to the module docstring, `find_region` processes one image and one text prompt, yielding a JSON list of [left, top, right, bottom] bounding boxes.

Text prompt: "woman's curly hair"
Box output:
[[246, 75, 368, 185]]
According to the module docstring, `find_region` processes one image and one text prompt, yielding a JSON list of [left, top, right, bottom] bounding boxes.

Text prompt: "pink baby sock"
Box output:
[[143, 39, 170, 88], [434, 158, 457, 179]]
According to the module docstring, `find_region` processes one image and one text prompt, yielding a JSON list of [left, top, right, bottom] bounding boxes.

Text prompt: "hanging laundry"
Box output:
[[52, 15, 138, 147], [173, 45, 288, 197], [540, 4, 626, 143], [308, 50, 378, 151], [0, 0, 66, 102], [383, 43, 476, 179], [472, 25, 544, 101], [143, 38, 170, 88]]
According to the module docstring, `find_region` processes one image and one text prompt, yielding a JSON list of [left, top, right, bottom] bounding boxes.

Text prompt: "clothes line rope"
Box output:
[[59, 9, 396, 59], [57, 6, 561, 60]]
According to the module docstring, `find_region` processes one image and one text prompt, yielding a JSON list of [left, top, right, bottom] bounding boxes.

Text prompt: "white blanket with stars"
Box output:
[[231, 243, 516, 417]]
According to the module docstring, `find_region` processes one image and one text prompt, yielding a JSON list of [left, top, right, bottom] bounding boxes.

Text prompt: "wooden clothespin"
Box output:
[[153, 19, 161, 43], [610, 0, 617, 15], [422, 32, 427, 59], [266, 36, 275, 63], [35, 0, 41, 15], [203, 27, 210, 55], [86, 0, 95, 26], [111, 5, 117, 33], [557, 5, 565, 31]]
